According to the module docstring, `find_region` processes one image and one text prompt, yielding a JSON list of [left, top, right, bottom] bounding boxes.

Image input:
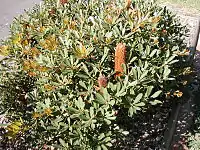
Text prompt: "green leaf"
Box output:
[[150, 49, 157, 57], [149, 100, 162, 105], [135, 102, 145, 107], [104, 119, 111, 125], [106, 142, 112, 147], [79, 114, 89, 121], [101, 144, 108, 150], [59, 138, 67, 147], [145, 86, 154, 97], [138, 43, 143, 53], [98, 133, 105, 140], [67, 107, 79, 113], [140, 70, 148, 80], [146, 45, 151, 55], [95, 93, 106, 104], [97, 146, 101, 150], [75, 97, 85, 109], [134, 93, 143, 104], [90, 107, 94, 117], [0, 123, 8, 127], [79, 81, 87, 90], [128, 107, 134, 117], [163, 66, 171, 79], [100, 47, 109, 64], [122, 131, 129, 135], [151, 90, 162, 98], [76, 73, 89, 79], [165, 55, 176, 64]]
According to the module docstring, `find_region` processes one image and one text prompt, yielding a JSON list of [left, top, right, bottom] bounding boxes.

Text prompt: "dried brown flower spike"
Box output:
[[114, 43, 126, 78], [60, 0, 68, 5], [98, 74, 107, 88]]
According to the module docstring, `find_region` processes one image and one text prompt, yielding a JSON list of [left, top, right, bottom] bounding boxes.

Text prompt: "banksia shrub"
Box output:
[[0, 0, 189, 149]]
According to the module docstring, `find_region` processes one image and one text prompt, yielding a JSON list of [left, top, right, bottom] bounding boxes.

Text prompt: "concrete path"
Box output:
[[0, 0, 41, 40]]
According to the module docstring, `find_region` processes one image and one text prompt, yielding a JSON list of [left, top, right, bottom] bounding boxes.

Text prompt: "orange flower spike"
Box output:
[[29, 61, 38, 69], [126, 0, 131, 9], [31, 47, 41, 57], [114, 43, 126, 78], [23, 60, 31, 71], [28, 72, 37, 77]]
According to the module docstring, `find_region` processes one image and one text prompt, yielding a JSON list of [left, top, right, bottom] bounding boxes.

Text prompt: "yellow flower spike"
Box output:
[[47, 35, 58, 51], [44, 108, 52, 116], [39, 26, 46, 33], [37, 66, 49, 72], [33, 112, 41, 119], [0, 45, 9, 56], [13, 33, 22, 45], [44, 84, 56, 91], [63, 18, 69, 25], [69, 21, 77, 30], [74, 43, 88, 59], [23, 60, 31, 71], [21, 39, 29, 47]]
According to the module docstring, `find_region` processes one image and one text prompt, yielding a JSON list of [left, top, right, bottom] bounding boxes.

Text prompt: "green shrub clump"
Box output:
[[0, 0, 189, 149]]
